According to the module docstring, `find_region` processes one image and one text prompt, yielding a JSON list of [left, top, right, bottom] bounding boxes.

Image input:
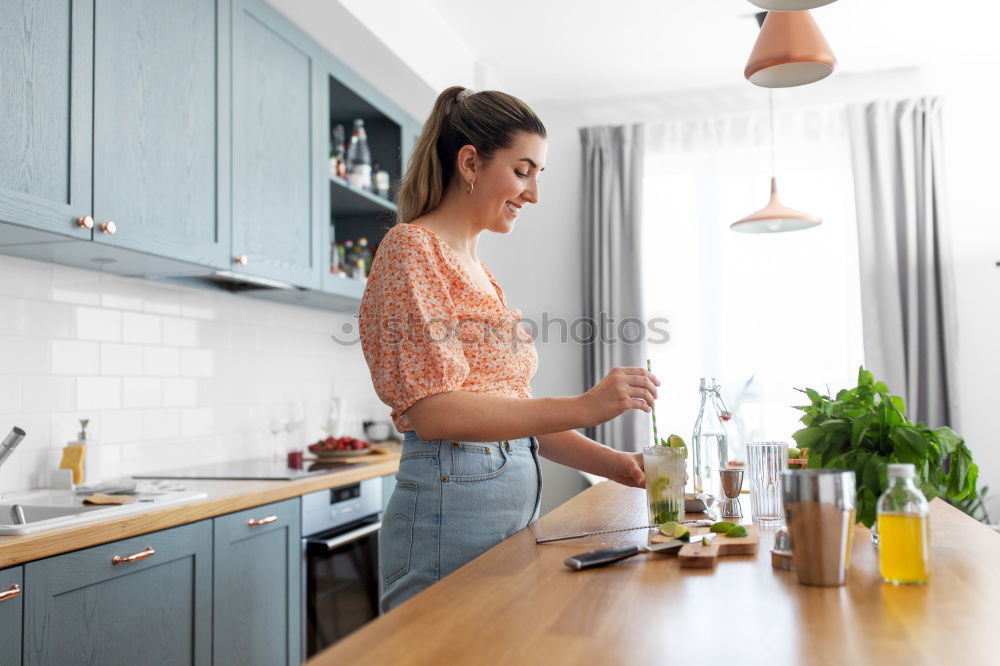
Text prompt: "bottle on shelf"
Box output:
[[691, 377, 729, 498], [373, 163, 390, 199], [330, 123, 347, 181], [877, 463, 931, 585], [356, 237, 373, 275], [354, 258, 367, 281], [329, 223, 341, 276], [342, 239, 356, 278], [346, 118, 372, 191]]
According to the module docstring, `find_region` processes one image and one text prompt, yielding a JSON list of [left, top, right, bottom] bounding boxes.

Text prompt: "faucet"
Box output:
[[0, 427, 26, 500]]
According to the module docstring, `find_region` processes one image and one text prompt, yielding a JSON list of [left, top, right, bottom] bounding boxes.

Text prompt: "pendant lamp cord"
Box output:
[[768, 89, 776, 179]]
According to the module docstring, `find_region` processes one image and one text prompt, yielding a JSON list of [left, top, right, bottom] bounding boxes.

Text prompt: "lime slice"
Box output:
[[667, 434, 688, 458], [710, 521, 736, 533], [659, 522, 690, 541], [725, 525, 748, 538], [650, 476, 671, 499]]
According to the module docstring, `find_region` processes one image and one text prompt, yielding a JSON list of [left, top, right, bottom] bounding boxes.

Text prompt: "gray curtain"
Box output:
[[847, 97, 954, 427], [580, 124, 646, 451]]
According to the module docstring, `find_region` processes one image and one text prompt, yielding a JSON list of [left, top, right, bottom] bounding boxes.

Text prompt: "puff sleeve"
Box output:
[[359, 228, 471, 426]]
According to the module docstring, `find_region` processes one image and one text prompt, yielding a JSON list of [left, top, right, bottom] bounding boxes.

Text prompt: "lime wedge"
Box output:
[[650, 476, 670, 499], [659, 522, 690, 541], [710, 521, 736, 533], [725, 525, 748, 538]]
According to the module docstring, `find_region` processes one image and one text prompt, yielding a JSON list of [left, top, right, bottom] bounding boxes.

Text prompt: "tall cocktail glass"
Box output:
[[643, 446, 686, 526]]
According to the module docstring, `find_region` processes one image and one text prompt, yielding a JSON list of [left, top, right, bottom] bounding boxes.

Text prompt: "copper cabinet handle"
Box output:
[[100, 220, 117, 234], [234, 254, 248, 266], [77, 215, 94, 230], [111, 546, 155, 565], [247, 515, 277, 527], [0, 584, 20, 602]]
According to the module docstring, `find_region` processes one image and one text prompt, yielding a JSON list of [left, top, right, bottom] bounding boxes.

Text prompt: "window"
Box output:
[[641, 106, 865, 461]]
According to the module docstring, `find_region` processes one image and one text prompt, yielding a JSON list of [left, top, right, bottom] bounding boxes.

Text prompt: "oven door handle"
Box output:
[[308, 521, 382, 552]]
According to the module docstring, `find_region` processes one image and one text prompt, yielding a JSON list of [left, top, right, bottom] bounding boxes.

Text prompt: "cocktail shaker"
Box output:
[[781, 469, 856, 586]]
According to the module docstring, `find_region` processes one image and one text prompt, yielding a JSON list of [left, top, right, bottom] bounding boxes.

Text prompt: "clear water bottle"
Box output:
[[346, 119, 372, 190], [692, 377, 729, 498], [877, 463, 930, 585]]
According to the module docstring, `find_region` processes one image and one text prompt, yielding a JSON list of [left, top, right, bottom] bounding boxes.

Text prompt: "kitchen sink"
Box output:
[[0, 487, 208, 535]]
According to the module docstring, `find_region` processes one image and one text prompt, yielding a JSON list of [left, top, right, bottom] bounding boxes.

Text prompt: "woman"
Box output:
[[359, 86, 659, 611]]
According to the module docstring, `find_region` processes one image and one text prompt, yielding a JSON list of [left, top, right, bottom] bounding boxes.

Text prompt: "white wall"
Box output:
[[0, 254, 389, 493], [509, 66, 1000, 520]]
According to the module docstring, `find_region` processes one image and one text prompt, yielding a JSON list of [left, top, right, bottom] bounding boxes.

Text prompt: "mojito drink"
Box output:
[[643, 445, 686, 526]]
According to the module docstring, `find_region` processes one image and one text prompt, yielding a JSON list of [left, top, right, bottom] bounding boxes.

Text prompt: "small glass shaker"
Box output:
[[719, 467, 744, 519]]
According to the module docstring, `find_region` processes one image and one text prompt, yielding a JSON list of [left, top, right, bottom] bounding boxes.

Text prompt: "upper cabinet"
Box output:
[[231, 0, 322, 288], [90, 0, 231, 268], [0, 0, 92, 242], [0, 0, 415, 309]]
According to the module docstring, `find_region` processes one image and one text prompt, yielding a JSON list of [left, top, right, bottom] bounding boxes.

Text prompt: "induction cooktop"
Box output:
[[132, 457, 368, 481]]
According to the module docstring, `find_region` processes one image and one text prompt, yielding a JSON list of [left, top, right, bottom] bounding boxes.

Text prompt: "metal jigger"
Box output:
[[719, 467, 744, 519]]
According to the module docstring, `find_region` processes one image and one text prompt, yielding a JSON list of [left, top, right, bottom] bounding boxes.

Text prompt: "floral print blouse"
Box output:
[[359, 223, 538, 433]]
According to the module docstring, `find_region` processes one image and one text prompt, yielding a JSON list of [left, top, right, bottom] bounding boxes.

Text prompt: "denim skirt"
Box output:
[[378, 430, 542, 612]]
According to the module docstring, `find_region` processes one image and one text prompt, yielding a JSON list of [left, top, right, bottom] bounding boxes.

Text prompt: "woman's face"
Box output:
[[469, 131, 547, 233]]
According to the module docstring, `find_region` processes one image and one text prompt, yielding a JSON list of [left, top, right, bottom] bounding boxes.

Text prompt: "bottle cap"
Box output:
[[888, 463, 915, 478]]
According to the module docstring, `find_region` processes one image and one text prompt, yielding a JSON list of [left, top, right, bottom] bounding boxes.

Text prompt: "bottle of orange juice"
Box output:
[[876, 463, 930, 585]]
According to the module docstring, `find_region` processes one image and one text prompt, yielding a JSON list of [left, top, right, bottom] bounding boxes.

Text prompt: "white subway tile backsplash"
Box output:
[[0, 253, 387, 494], [181, 349, 214, 377], [0, 376, 21, 414], [76, 306, 122, 341], [51, 264, 101, 306], [181, 407, 213, 437], [21, 376, 76, 413], [162, 317, 198, 347], [163, 377, 197, 407], [0, 336, 48, 375], [122, 377, 162, 408], [143, 346, 180, 376], [122, 312, 161, 344], [141, 408, 181, 439], [51, 340, 100, 375], [102, 410, 144, 444], [100, 342, 143, 376], [77, 377, 122, 410]]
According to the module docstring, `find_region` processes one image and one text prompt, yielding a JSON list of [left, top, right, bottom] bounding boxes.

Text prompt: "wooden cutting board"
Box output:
[[651, 524, 760, 569]]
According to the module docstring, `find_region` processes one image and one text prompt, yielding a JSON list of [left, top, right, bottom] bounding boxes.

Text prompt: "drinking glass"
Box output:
[[643, 446, 686, 525], [747, 442, 788, 525]]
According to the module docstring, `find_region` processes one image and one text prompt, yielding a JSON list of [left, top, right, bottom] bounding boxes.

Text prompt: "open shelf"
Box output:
[[330, 177, 397, 217]]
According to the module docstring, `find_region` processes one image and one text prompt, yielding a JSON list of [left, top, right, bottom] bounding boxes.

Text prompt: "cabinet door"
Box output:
[[90, 0, 230, 267], [23, 521, 212, 666], [0, 567, 23, 666], [231, 0, 322, 287], [213, 498, 301, 666], [0, 0, 92, 241]]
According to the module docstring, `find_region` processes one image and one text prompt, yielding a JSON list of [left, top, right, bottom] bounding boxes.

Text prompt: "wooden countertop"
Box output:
[[0, 447, 400, 568], [310, 480, 1000, 665]]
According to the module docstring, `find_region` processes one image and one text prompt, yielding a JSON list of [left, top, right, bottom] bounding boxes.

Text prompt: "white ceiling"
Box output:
[[424, 0, 1000, 103]]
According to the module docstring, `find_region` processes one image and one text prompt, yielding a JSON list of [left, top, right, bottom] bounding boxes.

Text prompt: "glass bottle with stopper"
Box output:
[[692, 377, 729, 499]]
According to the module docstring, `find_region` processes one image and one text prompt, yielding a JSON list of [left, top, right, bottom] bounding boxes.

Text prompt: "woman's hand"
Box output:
[[606, 450, 645, 489], [576, 367, 660, 429]]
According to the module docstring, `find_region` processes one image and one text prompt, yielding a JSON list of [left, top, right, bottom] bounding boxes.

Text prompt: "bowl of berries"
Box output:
[[308, 435, 373, 460]]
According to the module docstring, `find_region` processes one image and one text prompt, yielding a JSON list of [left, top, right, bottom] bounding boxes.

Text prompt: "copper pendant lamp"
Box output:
[[749, 0, 837, 10], [731, 92, 821, 234], [745, 11, 836, 88]]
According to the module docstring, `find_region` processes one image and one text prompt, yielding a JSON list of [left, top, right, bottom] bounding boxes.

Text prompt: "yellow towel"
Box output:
[[59, 445, 86, 485]]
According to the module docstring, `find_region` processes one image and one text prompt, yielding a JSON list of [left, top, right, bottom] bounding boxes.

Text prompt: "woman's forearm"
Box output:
[[404, 391, 586, 441], [535, 429, 618, 477]]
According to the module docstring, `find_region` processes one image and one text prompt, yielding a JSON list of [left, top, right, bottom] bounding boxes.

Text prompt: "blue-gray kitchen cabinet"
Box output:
[[0, 0, 93, 244], [89, 0, 231, 268], [0, 567, 23, 666], [213, 498, 302, 666], [231, 0, 323, 288], [22, 520, 212, 666]]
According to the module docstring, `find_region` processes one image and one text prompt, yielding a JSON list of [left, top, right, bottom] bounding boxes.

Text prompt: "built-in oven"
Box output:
[[301, 477, 382, 658]]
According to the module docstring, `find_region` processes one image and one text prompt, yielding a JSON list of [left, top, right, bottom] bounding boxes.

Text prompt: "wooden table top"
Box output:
[[310, 480, 1000, 665], [0, 447, 400, 568]]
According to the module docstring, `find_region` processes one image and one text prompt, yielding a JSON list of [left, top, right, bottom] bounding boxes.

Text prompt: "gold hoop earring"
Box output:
[[467, 181, 474, 195]]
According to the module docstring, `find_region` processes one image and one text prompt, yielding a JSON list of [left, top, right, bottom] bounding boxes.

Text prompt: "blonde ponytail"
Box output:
[[396, 86, 546, 224]]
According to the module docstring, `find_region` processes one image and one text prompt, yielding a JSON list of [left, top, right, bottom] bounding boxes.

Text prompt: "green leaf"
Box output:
[[792, 426, 825, 450], [935, 426, 963, 455], [858, 366, 875, 386], [851, 413, 874, 449], [857, 485, 877, 528]]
